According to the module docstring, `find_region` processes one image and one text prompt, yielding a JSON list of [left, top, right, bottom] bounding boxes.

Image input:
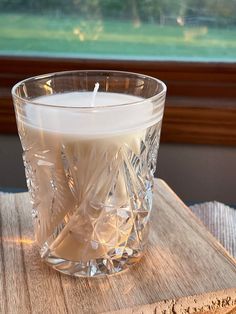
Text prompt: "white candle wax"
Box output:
[[18, 92, 162, 261], [20, 91, 161, 136]]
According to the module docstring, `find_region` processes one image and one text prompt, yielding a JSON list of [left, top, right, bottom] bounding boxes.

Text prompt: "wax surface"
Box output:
[[34, 91, 142, 107], [20, 92, 160, 137]]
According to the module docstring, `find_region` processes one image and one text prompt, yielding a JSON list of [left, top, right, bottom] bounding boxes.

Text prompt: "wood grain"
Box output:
[[0, 179, 236, 314], [1, 56, 236, 145], [161, 105, 236, 146]]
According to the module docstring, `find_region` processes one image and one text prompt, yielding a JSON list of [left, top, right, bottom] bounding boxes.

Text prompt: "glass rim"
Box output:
[[11, 69, 167, 110]]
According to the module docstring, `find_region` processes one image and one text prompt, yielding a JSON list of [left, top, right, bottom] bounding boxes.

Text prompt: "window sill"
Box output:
[[1, 55, 236, 145]]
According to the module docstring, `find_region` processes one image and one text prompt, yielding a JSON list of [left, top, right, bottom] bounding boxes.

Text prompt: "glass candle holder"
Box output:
[[12, 70, 166, 277]]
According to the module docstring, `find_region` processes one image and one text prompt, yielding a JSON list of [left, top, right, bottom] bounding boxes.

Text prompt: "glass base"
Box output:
[[41, 246, 143, 277]]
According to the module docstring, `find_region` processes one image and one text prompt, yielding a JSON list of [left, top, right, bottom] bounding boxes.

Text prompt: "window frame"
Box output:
[[1, 55, 236, 145]]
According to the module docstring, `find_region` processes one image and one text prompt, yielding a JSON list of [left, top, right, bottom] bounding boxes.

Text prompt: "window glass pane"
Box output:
[[0, 0, 236, 61]]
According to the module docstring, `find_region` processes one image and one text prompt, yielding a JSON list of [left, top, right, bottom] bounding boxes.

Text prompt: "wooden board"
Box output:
[[0, 179, 236, 314]]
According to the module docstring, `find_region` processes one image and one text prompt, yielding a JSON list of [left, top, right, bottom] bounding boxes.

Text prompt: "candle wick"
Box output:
[[91, 82, 99, 107]]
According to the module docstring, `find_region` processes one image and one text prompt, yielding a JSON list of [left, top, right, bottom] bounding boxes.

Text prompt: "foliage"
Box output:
[[0, 0, 236, 27], [0, 13, 236, 60]]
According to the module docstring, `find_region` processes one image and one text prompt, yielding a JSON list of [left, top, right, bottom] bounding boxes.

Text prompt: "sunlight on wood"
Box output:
[[1, 237, 35, 245]]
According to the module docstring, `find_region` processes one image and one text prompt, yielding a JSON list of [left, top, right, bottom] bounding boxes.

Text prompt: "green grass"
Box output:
[[0, 13, 236, 60]]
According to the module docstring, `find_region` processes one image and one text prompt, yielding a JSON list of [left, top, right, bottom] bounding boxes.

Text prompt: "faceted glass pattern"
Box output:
[[20, 123, 161, 277], [13, 70, 166, 277]]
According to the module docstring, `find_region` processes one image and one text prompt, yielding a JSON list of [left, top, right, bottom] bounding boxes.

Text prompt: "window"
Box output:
[[1, 0, 236, 144], [1, 0, 236, 60]]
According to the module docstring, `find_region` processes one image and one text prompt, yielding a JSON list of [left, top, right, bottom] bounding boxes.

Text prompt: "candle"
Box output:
[[13, 71, 166, 276]]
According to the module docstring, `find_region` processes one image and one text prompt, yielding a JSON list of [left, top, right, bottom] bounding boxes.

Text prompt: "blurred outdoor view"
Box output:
[[0, 0, 236, 61]]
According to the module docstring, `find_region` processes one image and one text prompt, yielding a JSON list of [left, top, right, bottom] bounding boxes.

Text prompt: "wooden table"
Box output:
[[0, 179, 236, 314]]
